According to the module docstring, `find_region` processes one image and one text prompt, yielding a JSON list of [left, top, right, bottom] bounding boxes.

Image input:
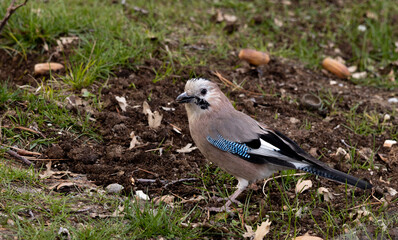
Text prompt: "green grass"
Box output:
[[0, 82, 100, 151], [0, 160, 200, 239]]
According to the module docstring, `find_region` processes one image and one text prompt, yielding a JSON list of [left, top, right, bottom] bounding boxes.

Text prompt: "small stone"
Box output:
[[34, 62, 64, 75], [136, 190, 150, 200], [388, 97, 398, 103], [105, 183, 124, 194], [384, 114, 391, 121]]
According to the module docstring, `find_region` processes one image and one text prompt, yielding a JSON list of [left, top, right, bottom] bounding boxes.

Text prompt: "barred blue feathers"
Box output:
[[207, 135, 250, 158]]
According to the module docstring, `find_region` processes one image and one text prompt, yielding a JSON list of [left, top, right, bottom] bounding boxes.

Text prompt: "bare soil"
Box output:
[[1, 49, 397, 238]]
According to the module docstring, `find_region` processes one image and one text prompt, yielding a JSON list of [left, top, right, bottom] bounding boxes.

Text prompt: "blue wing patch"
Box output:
[[207, 135, 250, 158]]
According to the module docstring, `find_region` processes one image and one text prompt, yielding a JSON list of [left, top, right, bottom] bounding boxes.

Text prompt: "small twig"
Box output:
[[136, 167, 157, 176], [212, 71, 263, 96], [341, 139, 354, 149], [163, 178, 198, 188], [136, 178, 167, 184], [0, 144, 41, 156], [1, 125, 47, 139], [1, 146, 34, 167], [0, 0, 29, 33], [25, 158, 69, 161], [134, 177, 198, 188]]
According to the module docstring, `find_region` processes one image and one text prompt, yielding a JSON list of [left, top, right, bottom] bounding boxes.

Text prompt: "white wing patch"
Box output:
[[248, 139, 280, 156], [259, 139, 280, 151]]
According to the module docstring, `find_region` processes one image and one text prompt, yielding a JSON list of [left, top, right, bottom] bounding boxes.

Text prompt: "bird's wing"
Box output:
[[207, 113, 372, 190]]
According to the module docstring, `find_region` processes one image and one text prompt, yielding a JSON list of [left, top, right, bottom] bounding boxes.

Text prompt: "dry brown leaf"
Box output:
[[39, 161, 54, 179], [295, 178, 312, 194], [148, 111, 163, 129], [176, 143, 198, 153], [128, 131, 139, 149], [115, 96, 127, 112], [112, 205, 125, 217], [142, 101, 151, 115], [56, 182, 75, 190], [242, 224, 255, 238], [352, 71, 367, 79], [254, 219, 271, 240], [154, 195, 175, 205], [317, 187, 334, 202], [142, 101, 163, 129]]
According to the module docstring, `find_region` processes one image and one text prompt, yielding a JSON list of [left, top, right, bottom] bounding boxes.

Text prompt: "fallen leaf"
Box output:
[[128, 131, 139, 149], [176, 143, 198, 153], [352, 71, 367, 79], [254, 219, 271, 240], [154, 195, 175, 205], [59, 36, 79, 45], [224, 14, 237, 23], [358, 147, 373, 161], [112, 205, 125, 217], [317, 187, 334, 202], [115, 96, 127, 112], [142, 101, 151, 115], [148, 111, 163, 129], [39, 161, 55, 179], [347, 65, 357, 73], [295, 178, 312, 194], [142, 101, 163, 129], [383, 140, 397, 148], [274, 18, 283, 27], [242, 224, 255, 238], [56, 182, 75, 190]]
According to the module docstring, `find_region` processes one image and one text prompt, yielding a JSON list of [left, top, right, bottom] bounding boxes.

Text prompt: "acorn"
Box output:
[[34, 62, 64, 75], [322, 57, 350, 79], [239, 49, 270, 66]]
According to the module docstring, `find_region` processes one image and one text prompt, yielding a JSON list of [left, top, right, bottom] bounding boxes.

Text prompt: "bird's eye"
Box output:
[[200, 88, 207, 95]]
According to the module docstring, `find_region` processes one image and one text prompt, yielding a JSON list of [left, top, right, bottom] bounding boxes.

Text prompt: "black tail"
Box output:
[[298, 165, 372, 190]]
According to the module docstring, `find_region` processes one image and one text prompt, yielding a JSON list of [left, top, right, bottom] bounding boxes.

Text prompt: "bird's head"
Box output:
[[176, 78, 231, 116]]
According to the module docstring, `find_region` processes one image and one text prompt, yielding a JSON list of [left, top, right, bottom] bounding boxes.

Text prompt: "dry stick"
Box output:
[[0, 144, 41, 156], [0, 0, 29, 33], [1, 146, 34, 167], [163, 178, 198, 188], [135, 177, 198, 188], [212, 71, 263, 96]]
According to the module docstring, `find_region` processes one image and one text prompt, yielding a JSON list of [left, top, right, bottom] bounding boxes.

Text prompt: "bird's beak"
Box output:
[[176, 92, 194, 103]]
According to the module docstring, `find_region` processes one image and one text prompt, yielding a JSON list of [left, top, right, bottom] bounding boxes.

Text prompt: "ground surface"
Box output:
[[1, 0, 398, 238], [1, 48, 397, 238]]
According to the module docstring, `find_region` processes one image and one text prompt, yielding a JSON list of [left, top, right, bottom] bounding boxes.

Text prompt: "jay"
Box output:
[[176, 78, 372, 212]]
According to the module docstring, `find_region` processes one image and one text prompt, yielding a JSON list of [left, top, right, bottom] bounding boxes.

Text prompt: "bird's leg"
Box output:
[[207, 178, 248, 212]]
